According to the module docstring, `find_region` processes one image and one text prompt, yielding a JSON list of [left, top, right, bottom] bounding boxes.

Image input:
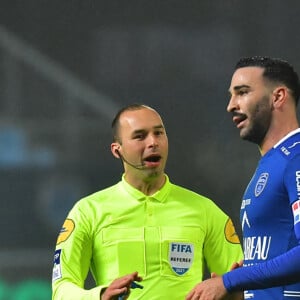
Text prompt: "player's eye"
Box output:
[[238, 89, 248, 96]]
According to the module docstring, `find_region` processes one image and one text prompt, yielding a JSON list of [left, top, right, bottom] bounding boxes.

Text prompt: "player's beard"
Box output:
[[240, 95, 272, 146]]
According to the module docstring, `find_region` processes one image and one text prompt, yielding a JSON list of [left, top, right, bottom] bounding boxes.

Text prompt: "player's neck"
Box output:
[[259, 121, 299, 156]]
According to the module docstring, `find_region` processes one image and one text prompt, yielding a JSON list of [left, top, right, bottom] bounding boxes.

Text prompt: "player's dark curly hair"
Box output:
[[235, 56, 300, 105]]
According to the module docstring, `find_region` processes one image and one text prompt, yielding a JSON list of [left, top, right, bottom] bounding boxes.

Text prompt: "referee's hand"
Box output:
[[100, 272, 142, 300]]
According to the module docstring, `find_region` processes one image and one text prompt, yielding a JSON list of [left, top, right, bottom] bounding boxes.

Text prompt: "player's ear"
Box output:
[[111, 143, 121, 159], [272, 86, 286, 108]]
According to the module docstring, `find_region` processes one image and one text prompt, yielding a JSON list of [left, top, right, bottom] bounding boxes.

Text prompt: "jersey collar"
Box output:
[[121, 174, 170, 203], [273, 128, 300, 149]]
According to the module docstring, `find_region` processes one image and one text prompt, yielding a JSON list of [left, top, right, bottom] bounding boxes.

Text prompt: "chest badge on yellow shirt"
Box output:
[[169, 242, 194, 275]]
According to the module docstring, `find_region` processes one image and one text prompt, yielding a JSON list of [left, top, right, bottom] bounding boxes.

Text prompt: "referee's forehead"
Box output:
[[119, 108, 164, 132]]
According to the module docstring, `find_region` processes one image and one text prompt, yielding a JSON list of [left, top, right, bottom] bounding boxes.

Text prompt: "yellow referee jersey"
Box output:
[[52, 175, 242, 299]]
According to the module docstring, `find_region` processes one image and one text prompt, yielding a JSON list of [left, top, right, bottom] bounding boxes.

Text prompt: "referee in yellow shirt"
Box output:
[[52, 104, 243, 300]]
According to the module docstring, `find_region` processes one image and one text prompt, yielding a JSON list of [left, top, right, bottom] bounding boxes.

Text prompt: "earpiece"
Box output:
[[114, 148, 145, 169]]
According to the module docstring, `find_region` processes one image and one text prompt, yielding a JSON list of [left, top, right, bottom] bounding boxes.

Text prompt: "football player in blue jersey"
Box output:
[[186, 56, 300, 300]]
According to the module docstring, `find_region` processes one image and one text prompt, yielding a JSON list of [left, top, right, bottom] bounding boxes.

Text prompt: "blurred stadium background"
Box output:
[[0, 1, 300, 298]]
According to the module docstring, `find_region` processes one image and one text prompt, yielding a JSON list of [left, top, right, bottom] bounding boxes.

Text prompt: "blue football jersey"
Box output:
[[241, 129, 300, 299]]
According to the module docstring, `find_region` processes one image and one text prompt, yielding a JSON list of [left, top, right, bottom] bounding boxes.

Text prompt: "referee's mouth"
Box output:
[[143, 154, 162, 167]]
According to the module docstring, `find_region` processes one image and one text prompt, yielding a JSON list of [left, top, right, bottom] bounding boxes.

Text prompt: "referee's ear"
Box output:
[[111, 143, 121, 159]]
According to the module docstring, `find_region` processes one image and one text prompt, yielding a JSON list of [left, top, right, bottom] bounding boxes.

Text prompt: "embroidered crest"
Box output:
[[254, 173, 269, 197], [169, 242, 194, 275]]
